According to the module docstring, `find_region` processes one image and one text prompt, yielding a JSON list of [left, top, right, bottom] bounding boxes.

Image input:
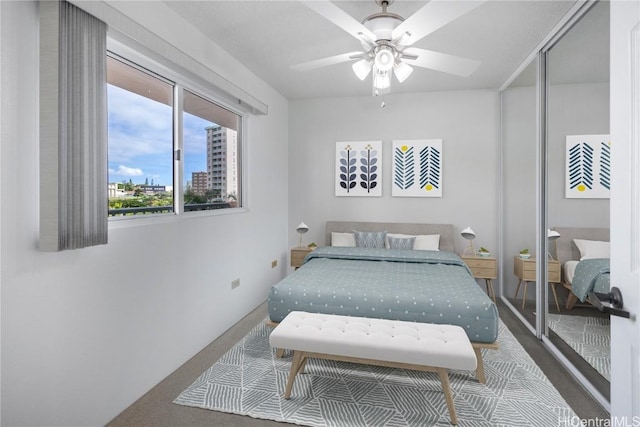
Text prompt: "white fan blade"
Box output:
[[291, 51, 363, 72], [402, 47, 480, 77], [300, 0, 377, 45], [392, 0, 486, 47]]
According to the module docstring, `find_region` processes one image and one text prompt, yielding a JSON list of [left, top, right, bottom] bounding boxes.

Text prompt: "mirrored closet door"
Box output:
[[545, 0, 610, 401], [501, 58, 538, 330], [499, 0, 610, 408]]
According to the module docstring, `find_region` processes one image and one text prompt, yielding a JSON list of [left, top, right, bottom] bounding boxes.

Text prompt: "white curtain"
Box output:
[[40, 1, 107, 251]]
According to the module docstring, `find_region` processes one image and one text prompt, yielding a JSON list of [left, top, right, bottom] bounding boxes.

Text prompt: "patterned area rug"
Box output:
[[174, 319, 576, 426], [548, 314, 610, 381]]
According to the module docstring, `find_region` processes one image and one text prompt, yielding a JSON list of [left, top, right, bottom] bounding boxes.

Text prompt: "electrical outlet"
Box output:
[[271, 260, 278, 268], [231, 278, 240, 289]]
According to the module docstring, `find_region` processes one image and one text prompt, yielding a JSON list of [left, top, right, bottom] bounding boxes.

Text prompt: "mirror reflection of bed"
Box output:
[[549, 227, 610, 390]]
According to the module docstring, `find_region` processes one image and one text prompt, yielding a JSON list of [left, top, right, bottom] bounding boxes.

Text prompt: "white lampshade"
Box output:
[[461, 226, 476, 240], [393, 61, 413, 83], [374, 47, 394, 72], [547, 229, 561, 241], [461, 226, 476, 256], [352, 59, 371, 81], [296, 222, 309, 247], [296, 222, 309, 234], [373, 70, 390, 90], [547, 229, 561, 260]]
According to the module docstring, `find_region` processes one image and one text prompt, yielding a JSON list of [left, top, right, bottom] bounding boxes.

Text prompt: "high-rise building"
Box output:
[[206, 126, 238, 199], [191, 171, 208, 195]]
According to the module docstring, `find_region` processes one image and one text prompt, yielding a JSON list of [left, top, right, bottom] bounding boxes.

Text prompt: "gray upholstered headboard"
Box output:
[[325, 221, 455, 253], [553, 227, 610, 265]]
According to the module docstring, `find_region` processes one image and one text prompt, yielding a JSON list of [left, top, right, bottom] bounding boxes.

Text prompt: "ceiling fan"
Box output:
[[291, 0, 485, 95]]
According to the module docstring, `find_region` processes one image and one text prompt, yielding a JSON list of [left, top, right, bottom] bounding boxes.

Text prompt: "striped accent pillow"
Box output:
[[353, 230, 387, 248]]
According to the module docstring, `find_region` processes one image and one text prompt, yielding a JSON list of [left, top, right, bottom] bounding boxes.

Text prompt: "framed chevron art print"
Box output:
[[335, 141, 382, 197], [392, 139, 443, 197], [565, 135, 611, 199]]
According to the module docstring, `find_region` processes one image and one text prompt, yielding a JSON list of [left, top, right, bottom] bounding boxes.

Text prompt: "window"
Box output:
[[183, 90, 241, 210], [106, 54, 243, 218]]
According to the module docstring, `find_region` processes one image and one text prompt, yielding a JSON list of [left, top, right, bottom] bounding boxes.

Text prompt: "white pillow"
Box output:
[[331, 232, 356, 247], [414, 234, 440, 251], [574, 239, 610, 260]]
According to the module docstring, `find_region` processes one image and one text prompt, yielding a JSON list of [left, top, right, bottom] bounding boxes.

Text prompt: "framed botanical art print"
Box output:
[[335, 141, 382, 197]]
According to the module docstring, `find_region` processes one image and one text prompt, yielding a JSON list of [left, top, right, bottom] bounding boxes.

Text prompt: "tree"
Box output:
[[184, 189, 206, 204]]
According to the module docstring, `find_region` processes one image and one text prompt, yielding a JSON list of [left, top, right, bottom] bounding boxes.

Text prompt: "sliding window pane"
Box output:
[[183, 90, 241, 211], [106, 56, 174, 216]]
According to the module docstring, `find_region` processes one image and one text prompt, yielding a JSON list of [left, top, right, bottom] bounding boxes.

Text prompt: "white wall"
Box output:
[[0, 2, 288, 426], [288, 90, 500, 257]]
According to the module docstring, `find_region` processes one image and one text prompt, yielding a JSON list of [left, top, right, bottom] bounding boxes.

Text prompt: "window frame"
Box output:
[[106, 38, 247, 226]]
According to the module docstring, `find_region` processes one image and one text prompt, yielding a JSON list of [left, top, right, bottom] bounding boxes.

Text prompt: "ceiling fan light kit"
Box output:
[[393, 60, 413, 83], [374, 46, 395, 72], [352, 58, 372, 81], [294, 0, 485, 96]]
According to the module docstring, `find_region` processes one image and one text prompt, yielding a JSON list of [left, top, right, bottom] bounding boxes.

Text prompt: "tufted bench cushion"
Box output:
[[269, 311, 477, 425]]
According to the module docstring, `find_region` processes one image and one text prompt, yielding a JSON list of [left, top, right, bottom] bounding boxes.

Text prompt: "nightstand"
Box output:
[[513, 256, 561, 311], [462, 256, 497, 302], [291, 247, 313, 269]]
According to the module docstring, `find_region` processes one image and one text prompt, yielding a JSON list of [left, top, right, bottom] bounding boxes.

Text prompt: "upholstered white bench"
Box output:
[[269, 311, 477, 425]]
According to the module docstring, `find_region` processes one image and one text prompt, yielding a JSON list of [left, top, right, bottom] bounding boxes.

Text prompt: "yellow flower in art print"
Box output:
[[425, 184, 433, 191], [401, 145, 408, 152], [577, 184, 586, 192]]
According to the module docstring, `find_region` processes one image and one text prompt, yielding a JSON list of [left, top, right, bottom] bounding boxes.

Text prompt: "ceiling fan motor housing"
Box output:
[[362, 0, 404, 43]]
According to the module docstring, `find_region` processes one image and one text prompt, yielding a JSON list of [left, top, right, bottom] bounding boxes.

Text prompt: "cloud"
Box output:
[[110, 165, 144, 177], [107, 85, 173, 163]]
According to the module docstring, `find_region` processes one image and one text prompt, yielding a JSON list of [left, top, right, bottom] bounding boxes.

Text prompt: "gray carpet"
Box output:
[[548, 314, 610, 381], [174, 319, 577, 426]]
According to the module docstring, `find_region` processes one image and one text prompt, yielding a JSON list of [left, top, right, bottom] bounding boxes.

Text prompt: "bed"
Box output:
[[267, 221, 500, 380], [553, 227, 610, 309]]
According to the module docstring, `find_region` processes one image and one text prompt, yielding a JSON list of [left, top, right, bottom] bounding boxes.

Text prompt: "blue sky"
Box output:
[[108, 84, 212, 187]]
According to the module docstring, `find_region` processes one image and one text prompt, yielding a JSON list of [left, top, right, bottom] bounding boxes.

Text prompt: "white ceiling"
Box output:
[[164, 0, 579, 100]]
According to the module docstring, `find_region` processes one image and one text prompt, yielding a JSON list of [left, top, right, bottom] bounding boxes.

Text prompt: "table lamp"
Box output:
[[461, 226, 476, 256], [547, 229, 561, 260], [296, 222, 309, 247]]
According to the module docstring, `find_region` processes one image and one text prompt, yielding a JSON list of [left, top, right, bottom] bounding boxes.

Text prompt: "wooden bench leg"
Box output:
[[437, 368, 457, 425], [284, 351, 306, 399], [275, 348, 285, 358], [473, 347, 486, 384]]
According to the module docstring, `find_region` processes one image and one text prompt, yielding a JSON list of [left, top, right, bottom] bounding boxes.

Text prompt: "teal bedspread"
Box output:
[[571, 258, 610, 302], [268, 247, 499, 343]]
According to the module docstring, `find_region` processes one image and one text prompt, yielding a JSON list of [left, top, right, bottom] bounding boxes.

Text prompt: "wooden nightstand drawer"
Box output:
[[461, 257, 497, 279], [464, 258, 497, 269], [469, 266, 497, 278], [514, 257, 561, 283]]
